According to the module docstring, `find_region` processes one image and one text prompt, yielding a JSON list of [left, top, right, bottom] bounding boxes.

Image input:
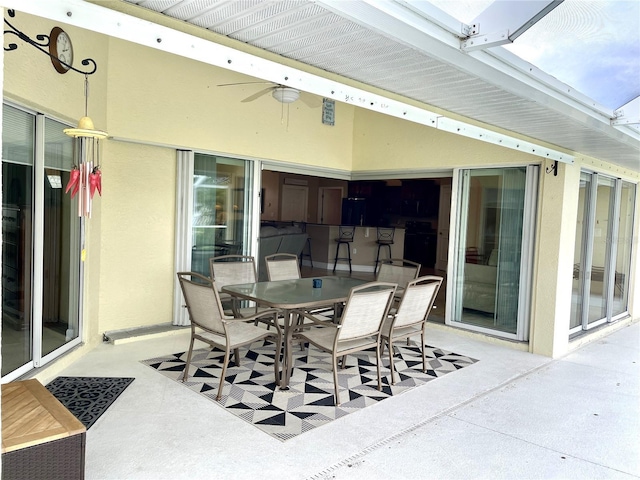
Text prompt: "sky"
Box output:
[[426, 0, 640, 110]]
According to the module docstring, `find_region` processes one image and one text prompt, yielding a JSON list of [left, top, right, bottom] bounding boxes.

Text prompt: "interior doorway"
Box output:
[[281, 185, 308, 222]]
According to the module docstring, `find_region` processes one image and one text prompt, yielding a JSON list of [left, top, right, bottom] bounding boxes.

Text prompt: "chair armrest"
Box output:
[[224, 308, 282, 332], [290, 309, 339, 330]]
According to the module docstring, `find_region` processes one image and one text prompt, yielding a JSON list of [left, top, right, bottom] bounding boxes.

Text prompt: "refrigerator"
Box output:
[[341, 198, 367, 225]]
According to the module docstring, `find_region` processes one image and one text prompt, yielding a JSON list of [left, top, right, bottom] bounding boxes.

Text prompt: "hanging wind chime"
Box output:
[[64, 75, 108, 217]]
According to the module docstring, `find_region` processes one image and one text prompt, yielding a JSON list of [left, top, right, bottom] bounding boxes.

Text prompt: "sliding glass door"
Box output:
[[2, 104, 82, 380], [448, 166, 537, 340], [173, 151, 257, 325], [570, 171, 635, 334], [191, 153, 255, 276]]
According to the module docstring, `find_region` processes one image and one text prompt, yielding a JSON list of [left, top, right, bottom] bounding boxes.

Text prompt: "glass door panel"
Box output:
[[191, 153, 252, 276], [587, 176, 614, 325], [42, 118, 81, 356], [2, 105, 35, 376], [451, 167, 529, 337], [570, 172, 635, 336], [612, 181, 635, 317], [570, 174, 590, 329]]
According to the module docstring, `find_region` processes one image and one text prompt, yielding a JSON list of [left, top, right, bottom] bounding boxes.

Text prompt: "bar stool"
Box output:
[[296, 222, 313, 268], [333, 225, 355, 273], [300, 237, 313, 268], [374, 227, 395, 273]]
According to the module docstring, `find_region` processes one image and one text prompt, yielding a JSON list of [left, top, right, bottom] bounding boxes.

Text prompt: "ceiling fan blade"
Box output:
[[217, 81, 275, 87], [241, 87, 275, 103]]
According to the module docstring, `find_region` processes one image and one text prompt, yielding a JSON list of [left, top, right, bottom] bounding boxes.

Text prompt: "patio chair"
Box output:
[[176, 272, 282, 401], [265, 253, 301, 281], [265, 252, 332, 342], [376, 258, 421, 297], [291, 281, 397, 406], [209, 254, 269, 319], [380, 275, 443, 385]]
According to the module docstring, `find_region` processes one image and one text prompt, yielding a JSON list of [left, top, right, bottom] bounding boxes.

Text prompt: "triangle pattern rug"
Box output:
[[142, 342, 477, 441]]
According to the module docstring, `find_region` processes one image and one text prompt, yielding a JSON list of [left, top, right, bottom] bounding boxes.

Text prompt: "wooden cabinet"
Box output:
[[401, 180, 440, 218]]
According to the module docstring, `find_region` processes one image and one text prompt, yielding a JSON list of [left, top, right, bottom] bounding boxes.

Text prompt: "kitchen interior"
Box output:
[[261, 170, 451, 273]]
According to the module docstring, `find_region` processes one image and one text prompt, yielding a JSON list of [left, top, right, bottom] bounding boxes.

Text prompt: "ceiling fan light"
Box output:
[[272, 87, 299, 103]]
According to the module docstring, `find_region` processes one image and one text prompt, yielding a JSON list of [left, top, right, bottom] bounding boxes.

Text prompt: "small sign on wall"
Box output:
[[322, 98, 335, 126]]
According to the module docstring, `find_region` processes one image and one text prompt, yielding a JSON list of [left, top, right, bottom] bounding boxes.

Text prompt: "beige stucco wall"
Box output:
[[98, 141, 176, 332], [352, 107, 540, 171], [530, 160, 580, 356], [105, 39, 355, 170]]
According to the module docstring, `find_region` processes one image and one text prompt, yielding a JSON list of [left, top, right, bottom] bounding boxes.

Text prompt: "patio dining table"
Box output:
[[221, 275, 368, 389]]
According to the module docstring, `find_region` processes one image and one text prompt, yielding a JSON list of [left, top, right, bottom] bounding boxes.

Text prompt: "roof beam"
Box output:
[[317, 0, 638, 148], [462, 0, 563, 51], [612, 96, 640, 126], [461, 0, 563, 52]]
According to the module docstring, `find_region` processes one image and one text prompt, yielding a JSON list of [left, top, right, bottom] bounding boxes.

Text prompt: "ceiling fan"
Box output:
[[218, 82, 319, 108]]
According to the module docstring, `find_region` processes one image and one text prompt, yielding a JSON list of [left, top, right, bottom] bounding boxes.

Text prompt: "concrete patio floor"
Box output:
[[44, 319, 639, 480]]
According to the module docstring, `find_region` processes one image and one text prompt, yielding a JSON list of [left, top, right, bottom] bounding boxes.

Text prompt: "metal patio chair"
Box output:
[[265, 253, 301, 281], [380, 275, 443, 385], [376, 258, 421, 298], [176, 272, 282, 401], [209, 254, 269, 320], [291, 281, 396, 406]]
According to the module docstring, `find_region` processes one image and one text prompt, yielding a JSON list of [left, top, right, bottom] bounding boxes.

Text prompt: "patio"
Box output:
[[38, 318, 639, 479]]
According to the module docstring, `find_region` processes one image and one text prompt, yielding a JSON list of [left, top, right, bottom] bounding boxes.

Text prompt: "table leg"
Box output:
[[280, 309, 293, 390]]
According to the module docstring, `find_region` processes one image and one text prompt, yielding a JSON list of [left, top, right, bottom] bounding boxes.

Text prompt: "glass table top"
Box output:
[[222, 276, 368, 309]]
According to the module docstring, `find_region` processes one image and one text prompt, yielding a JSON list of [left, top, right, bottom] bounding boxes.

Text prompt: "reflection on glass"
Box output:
[[1, 163, 33, 375], [570, 174, 590, 329], [191, 154, 249, 276], [455, 167, 526, 335], [42, 170, 81, 355], [587, 177, 614, 324], [42, 119, 81, 356], [612, 181, 635, 316], [2, 104, 35, 376], [42, 118, 81, 357]]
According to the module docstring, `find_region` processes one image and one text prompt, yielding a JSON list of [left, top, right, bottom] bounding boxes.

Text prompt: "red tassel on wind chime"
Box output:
[[64, 75, 108, 217]]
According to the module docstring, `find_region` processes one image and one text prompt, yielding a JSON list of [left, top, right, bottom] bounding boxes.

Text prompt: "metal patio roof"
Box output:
[[25, 0, 640, 171]]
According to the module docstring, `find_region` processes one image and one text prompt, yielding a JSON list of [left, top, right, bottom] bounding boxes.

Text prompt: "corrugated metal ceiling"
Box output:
[[121, 0, 639, 170]]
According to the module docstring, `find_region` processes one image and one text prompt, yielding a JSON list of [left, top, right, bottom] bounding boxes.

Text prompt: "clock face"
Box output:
[[50, 27, 73, 74], [56, 32, 72, 67]]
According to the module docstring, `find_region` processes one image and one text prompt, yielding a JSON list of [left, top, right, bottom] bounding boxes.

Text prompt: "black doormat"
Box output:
[[46, 376, 134, 429]]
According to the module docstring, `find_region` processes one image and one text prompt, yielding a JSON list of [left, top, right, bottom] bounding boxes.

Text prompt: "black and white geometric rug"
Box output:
[[46, 376, 135, 429], [142, 342, 477, 441]]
